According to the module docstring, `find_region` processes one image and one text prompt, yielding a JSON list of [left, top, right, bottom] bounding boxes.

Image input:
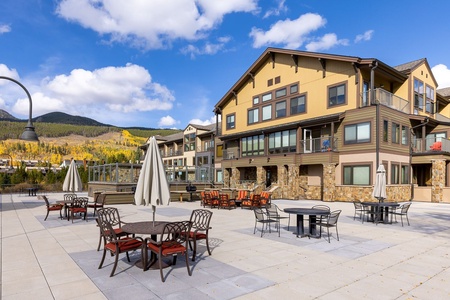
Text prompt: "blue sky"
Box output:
[[1, 0, 450, 129]]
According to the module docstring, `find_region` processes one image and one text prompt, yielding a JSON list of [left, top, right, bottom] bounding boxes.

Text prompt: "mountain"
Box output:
[[33, 112, 110, 126], [0, 109, 19, 121]]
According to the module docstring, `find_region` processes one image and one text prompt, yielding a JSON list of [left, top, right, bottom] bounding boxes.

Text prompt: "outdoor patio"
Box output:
[[1, 192, 450, 299]]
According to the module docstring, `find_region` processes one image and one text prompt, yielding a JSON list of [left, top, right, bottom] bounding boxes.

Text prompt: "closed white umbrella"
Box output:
[[372, 164, 387, 202], [63, 159, 82, 193], [134, 136, 170, 224]]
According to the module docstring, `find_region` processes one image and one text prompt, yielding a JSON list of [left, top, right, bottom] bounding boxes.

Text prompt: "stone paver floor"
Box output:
[[1, 192, 450, 299]]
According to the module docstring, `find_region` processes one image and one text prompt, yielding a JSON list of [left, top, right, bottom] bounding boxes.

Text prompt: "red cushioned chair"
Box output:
[[96, 207, 131, 251], [142, 221, 192, 282], [188, 209, 213, 261], [42, 195, 64, 221], [97, 216, 143, 277], [67, 197, 88, 223]]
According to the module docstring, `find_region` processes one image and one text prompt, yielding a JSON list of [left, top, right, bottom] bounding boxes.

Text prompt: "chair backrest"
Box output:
[[251, 194, 261, 201], [210, 190, 219, 198], [64, 193, 77, 201], [97, 218, 119, 243], [96, 193, 107, 205], [72, 197, 88, 208], [220, 194, 229, 200], [189, 209, 213, 231], [353, 201, 362, 209], [312, 205, 330, 212], [97, 207, 123, 227], [253, 208, 268, 222], [160, 221, 191, 245], [400, 202, 412, 213], [42, 195, 51, 207], [237, 190, 247, 200], [327, 210, 341, 225], [265, 205, 278, 218]]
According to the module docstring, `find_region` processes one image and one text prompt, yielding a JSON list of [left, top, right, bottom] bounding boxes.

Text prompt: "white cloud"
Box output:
[[12, 92, 64, 117], [355, 30, 374, 43], [305, 33, 348, 52], [263, 0, 287, 18], [0, 24, 11, 34], [158, 115, 178, 127], [181, 36, 231, 59], [250, 13, 326, 49], [56, 0, 258, 50], [432, 64, 450, 89], [44, 64, 175, 113], [189, 115, 217, 126], [0, 64, 20, 82]]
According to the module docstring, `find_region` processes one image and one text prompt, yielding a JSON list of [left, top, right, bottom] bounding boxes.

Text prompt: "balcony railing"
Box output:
[[197, 146, 214, 153], [161, 150, 183, 157], [299, 137, 338, 153], [412, 137, 450, 153], [223, 149, 238, 160], [361, 88, 410, 114]]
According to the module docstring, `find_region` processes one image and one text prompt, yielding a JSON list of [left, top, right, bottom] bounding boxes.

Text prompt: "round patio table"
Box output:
[[284, 208, 330, 238], [362, 202, 399, 224], [122, 221, 169, 269]]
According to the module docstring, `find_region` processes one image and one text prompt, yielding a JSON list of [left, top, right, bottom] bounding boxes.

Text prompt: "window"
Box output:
[[184, 133, 196, 151], [226, 114, 235, 130], [253, 96, 259, 105], [248, 108, 259, 124], [241, 135, 264, 156], [401, 126, 408, 145], [290, 95, 306, 115], [383, 120, 388, 142], [290, 84, 298, 94], [267, 79, 273, 86], [275, 88, 286, 98], [401, 165, 409, 184], [268, 129, 296, 154], [392, 123, 400, 144], [275, 101, 286, 118], [262, 105, 272, 121], [262, 93, 272, 102], [344, 122, 370, 144], [391, 164, 399, 184], [426, 85, 435, 113], [329, 83, 346, 106], [343, 165, 370, 185], [275, 76, 280, 84], [414, 79, 424, 111]]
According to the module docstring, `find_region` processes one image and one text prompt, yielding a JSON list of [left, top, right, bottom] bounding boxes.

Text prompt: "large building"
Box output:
[[155, 123, 221, 183], [213, 47, 450, 202]]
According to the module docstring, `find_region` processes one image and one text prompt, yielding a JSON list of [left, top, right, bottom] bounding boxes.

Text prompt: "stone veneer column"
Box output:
[[223, 168, 230, 188], [431, 159, 445, 203], [322, 163, 336, 202], [231, 167, 240, 188], [287, 164, 298, 199], [257, 166, 266, 187]]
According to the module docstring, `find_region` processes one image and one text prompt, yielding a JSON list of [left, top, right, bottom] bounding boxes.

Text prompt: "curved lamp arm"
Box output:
[[0, 76, 38, 141]]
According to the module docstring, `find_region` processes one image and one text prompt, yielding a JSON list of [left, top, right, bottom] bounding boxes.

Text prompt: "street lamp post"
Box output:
[[0, 76, 39, 141]]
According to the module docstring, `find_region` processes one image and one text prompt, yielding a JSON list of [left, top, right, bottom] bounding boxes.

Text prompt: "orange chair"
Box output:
[[41, 195, 64, 221], [260, 191, 271, 207], [430, 141, 442, 151]]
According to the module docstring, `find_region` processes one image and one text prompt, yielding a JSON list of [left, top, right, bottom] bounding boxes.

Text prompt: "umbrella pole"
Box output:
[[152, 205, 156, 226]]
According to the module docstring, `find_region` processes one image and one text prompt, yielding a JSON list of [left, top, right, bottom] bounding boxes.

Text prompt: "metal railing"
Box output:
[[299, 137, 338, 153], [223, 149, 239, 160], [412, 137, 450, 153], [361, 88, 410, 114], [161, 150, 183, 157]]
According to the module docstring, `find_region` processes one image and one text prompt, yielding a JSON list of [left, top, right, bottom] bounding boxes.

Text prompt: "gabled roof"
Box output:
[[437, 87, 450, 98], [214, 47, 408, 112], [394, 58, 426, 73]]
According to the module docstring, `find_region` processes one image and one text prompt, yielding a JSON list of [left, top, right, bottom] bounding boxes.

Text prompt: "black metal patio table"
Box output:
[[362, 202, 399, 224], [122, 221, 169, 269], [284, 208, 330, 238]]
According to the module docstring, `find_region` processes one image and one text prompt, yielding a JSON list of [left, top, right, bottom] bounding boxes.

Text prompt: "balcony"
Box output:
[[161, 150, 183, 157], [197, 145, 214, 153], [412, 137, 450, 153], [362, 88, 410, 114], [299, 137, 338, 153], [223, 149, 239, 160]]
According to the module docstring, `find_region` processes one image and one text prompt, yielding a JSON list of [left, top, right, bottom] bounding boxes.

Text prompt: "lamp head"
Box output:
[[20, 121, 39, 142]]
